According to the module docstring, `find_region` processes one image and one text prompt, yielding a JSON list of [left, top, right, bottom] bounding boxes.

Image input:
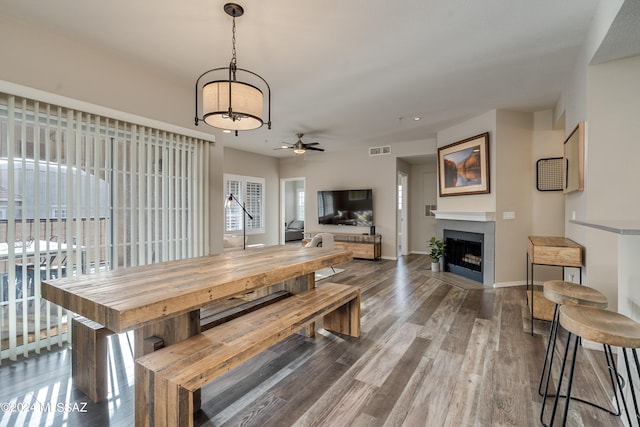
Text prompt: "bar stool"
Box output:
[[545, 305, 640, 426], [538, 280, 621, 425]]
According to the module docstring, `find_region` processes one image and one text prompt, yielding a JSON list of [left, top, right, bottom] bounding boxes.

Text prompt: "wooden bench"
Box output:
[[69, 291, 292, 403], [134, 282, 361, 427]]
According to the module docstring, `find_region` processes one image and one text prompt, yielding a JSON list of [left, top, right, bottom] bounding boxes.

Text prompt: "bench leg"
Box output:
[[135, 363, 195, 427], [323, 293, 361, 337], [285, 273, 317, 338], [134, 311, 201, 426], [71, 317, 112, 402]]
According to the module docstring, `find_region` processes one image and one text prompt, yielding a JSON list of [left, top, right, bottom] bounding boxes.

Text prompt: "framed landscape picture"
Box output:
[[437, 132, 490, 196]]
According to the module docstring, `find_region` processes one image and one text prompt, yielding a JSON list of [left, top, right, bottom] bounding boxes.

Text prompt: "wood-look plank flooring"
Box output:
[[0, 254, 625, 426]]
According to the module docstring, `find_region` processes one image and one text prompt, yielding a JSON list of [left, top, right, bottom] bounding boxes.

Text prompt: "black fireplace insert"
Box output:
[[443, 229, 483, 283]]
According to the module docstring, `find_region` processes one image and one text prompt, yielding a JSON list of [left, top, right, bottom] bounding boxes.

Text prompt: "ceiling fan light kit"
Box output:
[[194, 3, 271, 135], [276, 133, 325, 155]]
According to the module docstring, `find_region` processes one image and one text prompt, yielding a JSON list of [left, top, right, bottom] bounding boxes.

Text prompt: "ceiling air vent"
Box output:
[[369, 145, 391, 156]]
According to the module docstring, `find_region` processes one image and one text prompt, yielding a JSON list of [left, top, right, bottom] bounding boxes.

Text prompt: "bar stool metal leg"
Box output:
[[539, 306, 622, 416], [539, 304, 560, 396], [542, 335, 625, 426], [542, 332, 575, 426], [622, 348, 640, 425], [603, 344, 624, 418], [561, 332, 581, 426], [546, 305, 640, 426]]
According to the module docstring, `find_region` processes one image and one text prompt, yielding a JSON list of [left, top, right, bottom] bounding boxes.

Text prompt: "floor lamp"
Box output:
[[226, 194, 253, 250]]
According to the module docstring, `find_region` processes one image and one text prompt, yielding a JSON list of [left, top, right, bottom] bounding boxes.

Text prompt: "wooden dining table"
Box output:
[[40, 244, 353, 403]]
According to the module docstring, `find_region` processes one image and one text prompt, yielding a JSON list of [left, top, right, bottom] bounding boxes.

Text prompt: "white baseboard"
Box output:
[[493, 281, 527, 288]]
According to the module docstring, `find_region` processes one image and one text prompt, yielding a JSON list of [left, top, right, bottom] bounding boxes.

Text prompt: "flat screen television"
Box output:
[[317, 189, 373, 226]]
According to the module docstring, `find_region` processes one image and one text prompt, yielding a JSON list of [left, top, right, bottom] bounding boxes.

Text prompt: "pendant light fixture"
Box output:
[[195, 3, 271, 134]]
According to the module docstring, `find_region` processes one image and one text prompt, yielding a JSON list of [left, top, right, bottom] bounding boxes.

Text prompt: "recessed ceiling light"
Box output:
[[413, 117, 421, 121]]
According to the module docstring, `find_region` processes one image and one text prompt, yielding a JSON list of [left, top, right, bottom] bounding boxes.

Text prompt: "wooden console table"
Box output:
[[303, 232, 381, 260], [526, 236, 583, 334]]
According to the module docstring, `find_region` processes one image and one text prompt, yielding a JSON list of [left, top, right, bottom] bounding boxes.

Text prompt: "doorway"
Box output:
[[280, 177, 305, 244], [397, 172, 409, 257]]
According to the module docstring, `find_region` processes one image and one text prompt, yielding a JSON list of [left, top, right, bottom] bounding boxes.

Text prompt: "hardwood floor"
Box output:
[[0, 254, 624, 426]]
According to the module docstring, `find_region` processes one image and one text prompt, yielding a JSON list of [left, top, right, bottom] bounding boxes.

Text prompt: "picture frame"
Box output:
[[437, 132, 490, 196], [562, 121, 585, 193]]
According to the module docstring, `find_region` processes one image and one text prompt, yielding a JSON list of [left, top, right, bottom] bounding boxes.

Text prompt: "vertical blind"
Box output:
[[0, 91, 210, 363]]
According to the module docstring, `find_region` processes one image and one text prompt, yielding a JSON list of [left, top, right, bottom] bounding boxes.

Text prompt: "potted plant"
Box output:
[[428, 236, 446, 272]]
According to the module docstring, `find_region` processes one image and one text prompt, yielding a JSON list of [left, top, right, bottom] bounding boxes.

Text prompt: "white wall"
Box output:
[[556, 0, 636, 311], [527, 110, 566, 282], [574, 55, 640, 311], [531, 110, 565, 236], [494, 110, 533, 283], [559, 0, 625, 297], [0, 15, 203, 133]]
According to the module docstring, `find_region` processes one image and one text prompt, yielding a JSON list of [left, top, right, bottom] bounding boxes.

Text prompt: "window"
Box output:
[[296, 188, 305, 221], [224, 174, 265, 234]]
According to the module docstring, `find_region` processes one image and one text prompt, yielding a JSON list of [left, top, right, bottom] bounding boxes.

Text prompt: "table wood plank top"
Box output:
[[527, 236, 582, 248], [527, 235, 583, 267], [41, 245, 352, 333]]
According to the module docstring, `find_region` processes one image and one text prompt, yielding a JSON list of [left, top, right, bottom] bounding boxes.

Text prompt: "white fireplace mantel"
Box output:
[[432, 210, 496, 222]]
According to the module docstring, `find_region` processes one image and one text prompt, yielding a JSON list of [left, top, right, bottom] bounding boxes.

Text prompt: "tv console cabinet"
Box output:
[[303, 232, 381, 260]]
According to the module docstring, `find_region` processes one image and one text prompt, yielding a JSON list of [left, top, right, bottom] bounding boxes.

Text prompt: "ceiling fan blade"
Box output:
[[305, 142, 320, 146], [307, 146, 325, 151]]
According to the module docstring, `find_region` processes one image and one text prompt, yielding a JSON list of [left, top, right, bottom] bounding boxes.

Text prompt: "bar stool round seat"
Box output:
[[543, 280, 608, 308], [560, 305, 640, 348]]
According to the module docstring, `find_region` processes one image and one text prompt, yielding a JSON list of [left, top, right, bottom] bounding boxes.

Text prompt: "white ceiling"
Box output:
[[1, 0, 635, 157]]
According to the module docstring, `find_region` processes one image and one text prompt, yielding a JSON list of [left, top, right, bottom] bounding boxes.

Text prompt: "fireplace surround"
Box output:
[[435, 214, 495, 286]]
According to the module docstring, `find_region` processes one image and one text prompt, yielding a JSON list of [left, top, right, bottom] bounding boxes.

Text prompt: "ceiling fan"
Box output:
[[275, 133, 325, 154]]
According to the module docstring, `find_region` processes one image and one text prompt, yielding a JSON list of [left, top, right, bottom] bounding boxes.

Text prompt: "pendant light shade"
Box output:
[[195, 3, 271, 134], [202, 80, 264, 131]]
